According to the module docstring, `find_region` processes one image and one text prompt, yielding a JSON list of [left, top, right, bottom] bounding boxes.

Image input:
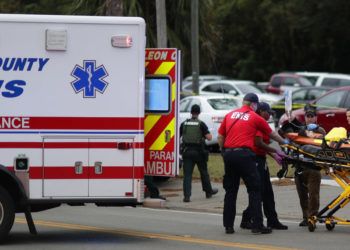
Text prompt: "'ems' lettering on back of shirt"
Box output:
[[230, 112, 250, 121]]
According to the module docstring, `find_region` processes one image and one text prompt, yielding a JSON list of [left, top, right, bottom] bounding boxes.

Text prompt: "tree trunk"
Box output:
[[156, 0, 167, 48], [191, 0, 199, 94], [105, 0, 123, 16]]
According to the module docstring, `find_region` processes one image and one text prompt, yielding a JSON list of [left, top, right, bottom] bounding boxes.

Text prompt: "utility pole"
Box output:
[[156, 0, 167, 48], [191, 0, 199, 94]]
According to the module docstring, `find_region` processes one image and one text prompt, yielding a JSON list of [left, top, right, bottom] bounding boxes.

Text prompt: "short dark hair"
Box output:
[[191, 104, 200, 114]]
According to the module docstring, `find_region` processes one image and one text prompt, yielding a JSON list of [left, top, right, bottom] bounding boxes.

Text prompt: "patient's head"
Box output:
[[346, 108, 350, 125], [304, 106, 317, 125]]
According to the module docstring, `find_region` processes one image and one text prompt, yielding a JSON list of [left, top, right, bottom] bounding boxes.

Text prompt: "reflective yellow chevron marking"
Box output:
[[172, 82, 176, 101], [150, 118, 175, 150], [144, 115, 161, 137], [155, 62, 175, 75]]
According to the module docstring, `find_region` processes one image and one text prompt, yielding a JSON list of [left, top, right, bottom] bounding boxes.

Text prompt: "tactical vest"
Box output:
[[182, 118, 203, 145]]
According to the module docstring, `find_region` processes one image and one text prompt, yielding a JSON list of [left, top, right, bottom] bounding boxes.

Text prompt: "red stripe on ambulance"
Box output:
[[0, 142, 144, 149], [0, 117, 143, 130], [7, 166, 144, 179]]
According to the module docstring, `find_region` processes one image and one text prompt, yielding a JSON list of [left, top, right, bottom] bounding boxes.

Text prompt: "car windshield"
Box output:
[[302, 76, 318, 85], [207, 98, 239, 110], [235, 84, 263, 94], [299, 77, 313, 86]]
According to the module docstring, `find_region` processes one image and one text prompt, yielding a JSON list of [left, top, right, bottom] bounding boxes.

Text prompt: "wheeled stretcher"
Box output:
[[280, 128, 350, 232]]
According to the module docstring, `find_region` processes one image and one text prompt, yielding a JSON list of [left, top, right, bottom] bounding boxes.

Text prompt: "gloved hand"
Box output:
[[306, 123, 318, 131], [276, 149, 287, 158], [282, 138, 290, 145], [273, 153, 283, 165]]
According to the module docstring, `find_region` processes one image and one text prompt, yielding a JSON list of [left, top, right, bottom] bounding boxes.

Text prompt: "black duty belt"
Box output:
[[225, 147, 251, 152]]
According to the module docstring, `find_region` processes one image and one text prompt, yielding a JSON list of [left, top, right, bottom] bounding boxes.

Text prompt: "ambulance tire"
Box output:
[[0, 186, 15, 242]]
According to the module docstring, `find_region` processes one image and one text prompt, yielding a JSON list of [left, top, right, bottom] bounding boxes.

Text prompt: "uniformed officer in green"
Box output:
[[180, 104, 218, 202]]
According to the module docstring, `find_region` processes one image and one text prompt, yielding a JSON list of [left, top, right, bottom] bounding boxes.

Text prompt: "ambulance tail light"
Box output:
[[111, 35, 133, 48], [212, 116, 224, 123], [117, 142, 132, 150]]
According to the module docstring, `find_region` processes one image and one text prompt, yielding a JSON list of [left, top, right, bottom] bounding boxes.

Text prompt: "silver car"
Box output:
[[179, 95, 240, 147]]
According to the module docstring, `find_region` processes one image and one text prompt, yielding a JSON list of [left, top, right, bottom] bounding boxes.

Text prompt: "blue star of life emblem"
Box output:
[[71, 60, 109, 98]]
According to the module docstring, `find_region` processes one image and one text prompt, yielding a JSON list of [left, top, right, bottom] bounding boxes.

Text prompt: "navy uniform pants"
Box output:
[[223, 148, 262, 229], [242, 155, 279, 225], [182, 148, 212, 198]]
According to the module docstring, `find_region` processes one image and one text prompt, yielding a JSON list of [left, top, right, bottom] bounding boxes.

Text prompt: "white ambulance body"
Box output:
[[0, 14, 164, 240]]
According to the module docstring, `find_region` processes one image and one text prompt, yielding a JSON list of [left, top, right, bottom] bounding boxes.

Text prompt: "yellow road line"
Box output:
[[15, 218, 299, 250]]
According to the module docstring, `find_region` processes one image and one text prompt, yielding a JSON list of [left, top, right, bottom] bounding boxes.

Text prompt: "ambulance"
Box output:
[[0, 14, 180, 241]]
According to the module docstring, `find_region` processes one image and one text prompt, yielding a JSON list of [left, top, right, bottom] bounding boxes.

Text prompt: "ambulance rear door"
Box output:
[[144, 48, 180, 177]]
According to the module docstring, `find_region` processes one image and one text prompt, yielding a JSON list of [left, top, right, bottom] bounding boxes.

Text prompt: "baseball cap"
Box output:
[[304, 104, 316, 116], [191, 104, 201, 114], [243, 93, 259, 103], [305, 109, 316, 116], [257, 102, 273, 114]]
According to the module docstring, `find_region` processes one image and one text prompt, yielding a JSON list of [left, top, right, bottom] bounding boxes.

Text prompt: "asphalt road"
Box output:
[[5, 204, 350, 250]]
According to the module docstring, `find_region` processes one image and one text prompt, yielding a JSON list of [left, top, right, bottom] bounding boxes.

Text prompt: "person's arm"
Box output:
[[255, 136, 277, 153], [317, 126, 327, 135], [205, 133, 212, 141], [201, 121, 212, 141], [270, 130, 287, 144], [218, 134, 225, 150]]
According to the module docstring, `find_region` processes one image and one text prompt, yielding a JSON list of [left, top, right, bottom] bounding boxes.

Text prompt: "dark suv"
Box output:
[[278, 86, 350, 133], [266, 73, 313, 95]]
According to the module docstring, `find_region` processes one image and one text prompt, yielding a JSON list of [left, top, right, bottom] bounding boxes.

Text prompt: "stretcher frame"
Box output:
[[281, 133, 350, 232]]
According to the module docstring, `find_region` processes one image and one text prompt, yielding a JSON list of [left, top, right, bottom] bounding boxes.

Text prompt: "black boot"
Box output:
[[267, 221, 288, 230], [206, 188, 218, 198], [251, 226, 272, 234]]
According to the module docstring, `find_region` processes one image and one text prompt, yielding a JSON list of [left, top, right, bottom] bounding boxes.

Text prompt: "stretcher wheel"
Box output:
[[326, 223, 335, 231], [308, 221, 316, 232]]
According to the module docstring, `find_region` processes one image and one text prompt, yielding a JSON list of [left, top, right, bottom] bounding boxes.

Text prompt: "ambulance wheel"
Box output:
[[326, 223, 335, 231], [0, 186, 15, 242], [308, 221, 316, 232]]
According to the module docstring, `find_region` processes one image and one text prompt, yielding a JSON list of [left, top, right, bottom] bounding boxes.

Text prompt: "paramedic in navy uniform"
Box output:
[[218, 93, 288, 234]]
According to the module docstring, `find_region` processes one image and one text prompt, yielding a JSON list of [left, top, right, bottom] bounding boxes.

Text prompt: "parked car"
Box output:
[[278, 86, 350, 133], [181, 75, 228, 99], [180, 95, 275, 148], [314, 73, 350, 87], [296, 72, 350, 87], [198, 80, 281, 105], [180, 95, 240, 147], [182, 75, 227, 91], [266, 73, 313, 95], [271, 86, 332, 125], [295, 72, 329, 85]]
